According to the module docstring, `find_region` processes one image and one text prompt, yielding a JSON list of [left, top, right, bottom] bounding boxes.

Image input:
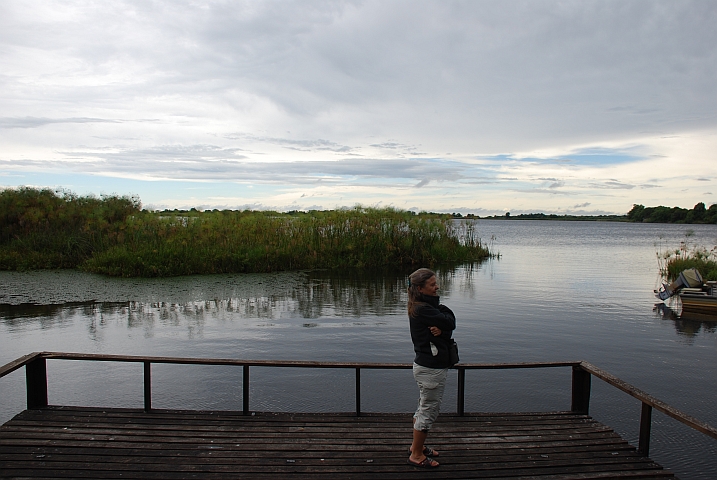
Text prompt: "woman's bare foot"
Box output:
[[407, 455, 439, 468]]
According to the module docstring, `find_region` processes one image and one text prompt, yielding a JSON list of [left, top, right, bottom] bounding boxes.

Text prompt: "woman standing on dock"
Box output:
[[407, 268, 456, 468]]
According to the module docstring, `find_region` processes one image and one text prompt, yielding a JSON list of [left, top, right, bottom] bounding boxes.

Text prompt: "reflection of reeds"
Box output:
[[0, 188, 491, 277]]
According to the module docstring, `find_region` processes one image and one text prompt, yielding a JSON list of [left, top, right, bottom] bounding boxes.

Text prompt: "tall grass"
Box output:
[[0, 187, 140, 270], [657, 236, 717, 282], [83, 208, 490, 277], [1, 188, 491, 277]]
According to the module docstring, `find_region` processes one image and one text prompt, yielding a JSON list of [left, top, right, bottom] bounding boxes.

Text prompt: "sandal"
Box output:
[[407, 456, 439, 468], [408, 446, 439, 457]]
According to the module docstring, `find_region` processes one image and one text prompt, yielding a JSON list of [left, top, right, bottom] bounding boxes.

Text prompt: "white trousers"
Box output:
[[412, 363, 448, 432]]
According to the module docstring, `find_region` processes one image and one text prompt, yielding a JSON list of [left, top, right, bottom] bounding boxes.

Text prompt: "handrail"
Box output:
[[1, 352, 716, 456], [580, 361, 717, 440], [0, 352, 581, 373], [0, 352, 43, 378], [0, 352, 580, 370]]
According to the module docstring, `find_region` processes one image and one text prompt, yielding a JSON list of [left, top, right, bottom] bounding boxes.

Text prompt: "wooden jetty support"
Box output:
[[2, 352, 717, 479]]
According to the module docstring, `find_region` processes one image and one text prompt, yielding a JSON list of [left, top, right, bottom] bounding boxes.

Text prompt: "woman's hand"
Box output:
[[429, 326, 442, 337]]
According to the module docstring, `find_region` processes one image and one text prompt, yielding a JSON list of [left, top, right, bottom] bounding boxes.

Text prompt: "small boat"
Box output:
[[655, 268, 717, 318], [679, 281, 717, 316]]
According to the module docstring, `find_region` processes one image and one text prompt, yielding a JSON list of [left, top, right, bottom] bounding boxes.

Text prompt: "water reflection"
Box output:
[[0, 302, 125, 330], [0, 264, 484, 335], [292, 269, 405, 319], [653, 302, 717, 338]]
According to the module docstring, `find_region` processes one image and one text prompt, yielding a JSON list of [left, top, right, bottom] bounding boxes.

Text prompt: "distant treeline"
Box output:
[[473, 202, 717, 224], [480, 212, 627, 221], [0, 187, 490, 277], [627, 203, 717, 224]]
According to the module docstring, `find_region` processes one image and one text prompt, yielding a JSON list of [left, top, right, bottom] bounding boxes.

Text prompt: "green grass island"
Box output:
[[0, 188, 491, 277]]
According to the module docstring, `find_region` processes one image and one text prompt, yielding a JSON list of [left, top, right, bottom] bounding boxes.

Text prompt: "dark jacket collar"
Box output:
[[418, 293, 440, 308]]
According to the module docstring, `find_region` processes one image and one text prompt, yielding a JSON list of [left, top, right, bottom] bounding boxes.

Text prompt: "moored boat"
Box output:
[[679, 281, 717, 316], [656, 269, 717, 318]]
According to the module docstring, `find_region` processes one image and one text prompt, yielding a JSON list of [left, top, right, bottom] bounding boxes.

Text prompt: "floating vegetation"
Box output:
[[0, 188, 491, 277]]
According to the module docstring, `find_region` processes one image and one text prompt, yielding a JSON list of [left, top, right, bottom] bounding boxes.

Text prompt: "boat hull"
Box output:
[[679, 292, 717, 317]]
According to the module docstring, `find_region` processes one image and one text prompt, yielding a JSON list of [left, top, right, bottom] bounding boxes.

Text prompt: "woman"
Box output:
[[407, 268, 456, 468]]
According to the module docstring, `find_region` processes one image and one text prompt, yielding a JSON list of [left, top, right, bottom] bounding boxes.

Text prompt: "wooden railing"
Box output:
[[2, 352, 716, 456]]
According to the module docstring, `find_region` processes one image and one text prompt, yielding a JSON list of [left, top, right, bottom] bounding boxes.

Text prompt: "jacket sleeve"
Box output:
[[415, 304, 456, 332], [438, 304, 454, 316]]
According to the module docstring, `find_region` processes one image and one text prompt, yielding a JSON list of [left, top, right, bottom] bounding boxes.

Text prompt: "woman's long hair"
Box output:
[[407, 268, 436, 317]]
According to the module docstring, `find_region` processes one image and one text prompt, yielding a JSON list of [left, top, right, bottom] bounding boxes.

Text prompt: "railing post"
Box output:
[[26, 356, 48, 410], [571, 365, 591, 414], [143, 362, 152, 412], [638, 402, 653, 456], [457, 367, 465, 416], [355, 367, 361, 417], [243, 365, 250, 415]]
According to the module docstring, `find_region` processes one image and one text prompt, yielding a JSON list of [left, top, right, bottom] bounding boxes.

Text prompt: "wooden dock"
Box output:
[[5, 352, 717, 478], [0, 406, 675, 479]]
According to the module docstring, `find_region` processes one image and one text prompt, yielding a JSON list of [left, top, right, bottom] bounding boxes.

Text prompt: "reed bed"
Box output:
[[661, 245, 717, 282], [656, 232, 717, 282], [0, 188, 491, 277], [0, 187, 140, 270]]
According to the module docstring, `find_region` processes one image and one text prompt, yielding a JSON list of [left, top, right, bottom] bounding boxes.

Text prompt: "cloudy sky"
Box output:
[[1, 0, 716, 214]]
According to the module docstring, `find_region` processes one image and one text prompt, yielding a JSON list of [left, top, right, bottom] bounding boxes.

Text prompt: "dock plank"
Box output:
[[0, 407, 675, 479]]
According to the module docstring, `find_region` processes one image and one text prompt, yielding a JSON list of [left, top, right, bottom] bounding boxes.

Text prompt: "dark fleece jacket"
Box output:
[[409, 294, 456, 369]]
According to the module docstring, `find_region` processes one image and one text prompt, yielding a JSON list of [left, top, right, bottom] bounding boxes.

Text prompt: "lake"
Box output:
[[1, 219, 716, 478]]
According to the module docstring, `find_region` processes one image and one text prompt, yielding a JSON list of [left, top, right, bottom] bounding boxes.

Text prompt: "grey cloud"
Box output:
[[573, 202, 591, 208], [5, 0, 713, 152], [67, 144, 249, 161], [607, 106, 661, 115], [527, 189, 574, 196], [370, 142, 409, 149], [0, 117, 121, 129], [588, 181, 636, 189], [19, 146, 479, 185], [226, 134, 355, 153]]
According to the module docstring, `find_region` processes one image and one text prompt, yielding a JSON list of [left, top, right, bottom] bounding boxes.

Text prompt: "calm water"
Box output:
[[1, 220, 716, 478]]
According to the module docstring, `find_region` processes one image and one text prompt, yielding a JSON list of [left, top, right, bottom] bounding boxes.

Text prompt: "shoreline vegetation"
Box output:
[[2, 187, 715, 278], [1, 188, 491, 277], [470, 202, 717, 224], [658, 237, 717, 282]]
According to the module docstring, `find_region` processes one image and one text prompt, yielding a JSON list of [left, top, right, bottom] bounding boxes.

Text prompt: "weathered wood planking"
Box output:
[[0, 407, 675, 479]]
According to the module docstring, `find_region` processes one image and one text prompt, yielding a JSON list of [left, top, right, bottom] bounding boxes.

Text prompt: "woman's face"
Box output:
[[418, 276, 439, 296]]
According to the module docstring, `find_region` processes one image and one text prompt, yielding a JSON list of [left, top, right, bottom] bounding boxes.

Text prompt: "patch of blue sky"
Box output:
[[475, 147, 646, 167], [555, 147, 645, 166]]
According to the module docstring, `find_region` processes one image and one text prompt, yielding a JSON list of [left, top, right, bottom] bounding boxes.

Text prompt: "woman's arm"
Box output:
[[416, 304, 456, 332]]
